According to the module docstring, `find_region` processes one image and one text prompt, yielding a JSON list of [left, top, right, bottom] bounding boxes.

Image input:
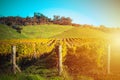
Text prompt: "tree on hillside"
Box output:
[[53, 15, 60, 24], [99, 25, 107, 32], [0, 13, 72, 26], [53, 15, 72, 25], [34, 12, 50, 24], [60, 17, 72, 25], [12, 25, 23, 33]]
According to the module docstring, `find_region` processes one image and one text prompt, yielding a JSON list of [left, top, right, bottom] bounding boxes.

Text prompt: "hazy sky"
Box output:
[[0, 0, 120, 27]]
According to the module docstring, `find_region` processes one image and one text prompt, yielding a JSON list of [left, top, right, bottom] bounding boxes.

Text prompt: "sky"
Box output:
[[0, 0, 120, 27]]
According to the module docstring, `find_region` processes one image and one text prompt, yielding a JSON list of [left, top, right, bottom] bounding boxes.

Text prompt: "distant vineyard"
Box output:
[[0, 38, 108, 58]]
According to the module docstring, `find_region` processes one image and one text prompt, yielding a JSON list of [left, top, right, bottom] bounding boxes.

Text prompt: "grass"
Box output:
[[0, 72, 65, 80], [21, 24, 73, 38], [1, 73, 120, 80], [22, 24, 109, 39], [0, 24, 26, 39], [0, 73, 46, 80], [0, 24, 109, 39], [0, 73, 97, 80]]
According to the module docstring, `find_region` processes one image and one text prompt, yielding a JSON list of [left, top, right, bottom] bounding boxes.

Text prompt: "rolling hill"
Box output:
[[21, 24, 73, 38], [0, 24, 109, 39]]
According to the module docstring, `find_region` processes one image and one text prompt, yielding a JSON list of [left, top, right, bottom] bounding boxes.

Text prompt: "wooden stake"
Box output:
[[107, 44, 111, 74], [12, 46, 16, 74], [12, 46, 21, 74], [58, 45, 62, 76]]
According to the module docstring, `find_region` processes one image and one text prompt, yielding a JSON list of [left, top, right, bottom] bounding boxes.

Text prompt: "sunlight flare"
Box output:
[[110, 32, 120, 47]]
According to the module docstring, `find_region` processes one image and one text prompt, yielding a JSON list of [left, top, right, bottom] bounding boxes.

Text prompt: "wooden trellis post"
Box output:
[[107, 44, 111, 74], [12, 46, 21, 74], [58, 45, 63, 76]]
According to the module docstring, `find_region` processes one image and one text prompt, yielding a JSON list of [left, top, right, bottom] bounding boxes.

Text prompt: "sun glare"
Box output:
[[110, 32, 120, 47]]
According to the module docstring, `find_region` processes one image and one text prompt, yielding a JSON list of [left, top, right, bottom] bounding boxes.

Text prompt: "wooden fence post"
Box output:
[[58, 45, 62, 76], [107, 44, 111, 74], [12, 45, 16, 74], [12, 45, 21, 74]]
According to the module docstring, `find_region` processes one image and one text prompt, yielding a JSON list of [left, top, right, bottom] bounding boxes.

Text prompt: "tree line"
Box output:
[[0, 12, 73, 26], [0, 12, 119, 33], [0, 12, 75, 33]]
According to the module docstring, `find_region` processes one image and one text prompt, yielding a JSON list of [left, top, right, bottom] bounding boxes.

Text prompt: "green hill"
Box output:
[[22, 24, 108, 39], [21, 24, 73, 38], [0, 24, 26, 39], [0, 24, 108, 39], [52, 27, 108, 38]]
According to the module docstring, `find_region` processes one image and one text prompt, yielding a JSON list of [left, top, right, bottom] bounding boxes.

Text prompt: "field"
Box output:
[[0, 24, 120, 80]]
